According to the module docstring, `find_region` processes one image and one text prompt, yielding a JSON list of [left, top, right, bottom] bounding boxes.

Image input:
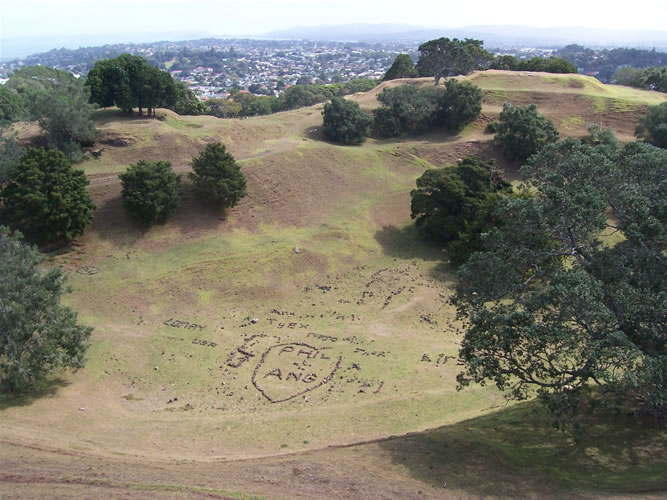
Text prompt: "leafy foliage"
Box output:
[[86, 54, 177, 116], [322, 97, 372, 145], [0, 85, 26, 124], [0, 227, 93, 392], [171, 82, 207, 115], [0, 130, 26, 186], [189, 143, 247, 208], [416, 38, 493, 86], [433, 79, 482, 131], [373, 85, 439, 137], [635, 101, 667, 148], [494, 103, 559, 161], [382, 54, 417, 81], [410, 157, 512, 265], [454, 139, 667, 429], [490, 56, 577, 74], [119, 160, 181, 223], [613, 66, 666, 92], [7, 66, 99, 161], [0, 148, 94, 243]]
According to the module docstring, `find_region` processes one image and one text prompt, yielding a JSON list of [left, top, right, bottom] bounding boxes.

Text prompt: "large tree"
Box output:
[[86, 54, 177, 116], [322, 96, 372, 144], [373, 85, 438, 137], [433, 79, 482, 132], [410, 157, 512, 265], [0, 227, 92, 392], [382, 54, 417, 81], [416, 38, 493, 86], [1, 148, 94, 244], [0, 227, 93, 391], [635, 101, 667, 149], [119, 160, 181, 223], [189, 143, 247, 207], [494, 103, 559, 161], [454, 139, 667, 429]]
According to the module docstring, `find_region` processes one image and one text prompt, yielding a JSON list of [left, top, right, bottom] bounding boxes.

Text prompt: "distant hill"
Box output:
[[263, 23, 667, 50]]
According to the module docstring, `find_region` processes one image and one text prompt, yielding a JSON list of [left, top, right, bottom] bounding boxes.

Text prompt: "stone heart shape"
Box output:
[[252, 342, 342, 403]]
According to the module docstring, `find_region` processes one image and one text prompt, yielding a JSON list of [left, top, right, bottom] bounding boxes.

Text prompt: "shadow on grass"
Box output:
[[0, 378, 70, 411], [88, 192, 150, 248], [379, 400, 667, 497], [170, 181, 231, 236], [374, 224, 444, 262]]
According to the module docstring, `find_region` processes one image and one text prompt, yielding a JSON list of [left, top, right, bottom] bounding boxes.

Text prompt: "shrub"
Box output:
[[433, 79, 482, 131], [119, 160, 181, 223], [322, 97, 372, 144], [494, 103, 559, 161], [189, 143, 247, 207]]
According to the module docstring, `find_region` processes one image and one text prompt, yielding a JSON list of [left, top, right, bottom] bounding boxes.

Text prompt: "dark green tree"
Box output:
[[189, 143, 247, 208], [322, 97, 372, 145], [0, 227, 93, 392], [635, 101, 667, 148], [119, 160, 181, 223], [0, 130, 26, 185], [433, 79, 482, 131], [416, 38, 493, 86], [494, 103, 559, 161], [410, 157, 511, 264], [454, 139, 667, 430], [170, 82, 206, 115], [0, 85, 26, 124], [382, 54, 417, 81], [1, 148, 94, 243], [373, 85, 438, 137]]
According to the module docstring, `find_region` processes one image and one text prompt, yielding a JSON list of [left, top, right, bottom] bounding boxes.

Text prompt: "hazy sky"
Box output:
[[2, 0, 667, 40]]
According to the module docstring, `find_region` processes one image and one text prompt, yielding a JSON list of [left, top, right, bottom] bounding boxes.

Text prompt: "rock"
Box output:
[[154, 366, 159, 370], [251, 317, 259, 324], [79, 407, 85, 411], [294, 246, 300, 254]]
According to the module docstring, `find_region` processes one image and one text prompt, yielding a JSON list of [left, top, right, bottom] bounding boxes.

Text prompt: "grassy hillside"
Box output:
[[1, 71, 665, 498]]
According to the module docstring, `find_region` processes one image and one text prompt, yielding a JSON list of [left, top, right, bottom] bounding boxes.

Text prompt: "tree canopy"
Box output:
[[433, 79, 482, 131], [322, 96, 372, 145], [119, 160, 181, 223], [1, 148, 94, 244], [454, 139, 667, 430], [410, 157, 512, 265], [86, 54, 177, 116], [189, 143, 247, 207], [494, 103, 559, 161], [635, 101, 667, 149], [382, 54, 417, 81], [373, 85, 439, 137], [416, 38, 493, 86], [0, 227, 93, 392], [6, 66, 99, 161]]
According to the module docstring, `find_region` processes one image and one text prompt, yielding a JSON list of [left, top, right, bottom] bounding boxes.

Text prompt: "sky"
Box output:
[[3, 0, 667, 40]]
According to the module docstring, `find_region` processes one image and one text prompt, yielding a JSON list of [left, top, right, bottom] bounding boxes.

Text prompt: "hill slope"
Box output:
[[2, 71, 665, 498]]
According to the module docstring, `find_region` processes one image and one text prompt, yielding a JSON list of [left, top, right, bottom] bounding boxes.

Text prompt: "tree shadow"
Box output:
[[378, 400, 667, 497], [169, 181, 231, 236], [0, 378, 70, 411], [87, 192, 150, 248], [374, 224, 444, 262]]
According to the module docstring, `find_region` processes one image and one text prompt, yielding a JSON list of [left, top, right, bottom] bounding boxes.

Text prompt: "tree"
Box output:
[[119, 160, 181, 223], [373, 85, 438, 137], [0, 85, 26, 124], [635, 101, 667, 148], [170, 82, 206, 115], [189, 143, 247, 207], [8, 66, 98, 162], [416, 38, 492, 86], [410, 157, 512, 264], [453, 139, 667, 430], [86, 54, 178, 116], [322, 97, 372, 145], [382, 54, 416, 81], [494, 103, 559, 161], [433, 79, 482, 131], [0, 130, 26, 186], [0, 227, 93, 392], [1, 148, 94, 244]]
